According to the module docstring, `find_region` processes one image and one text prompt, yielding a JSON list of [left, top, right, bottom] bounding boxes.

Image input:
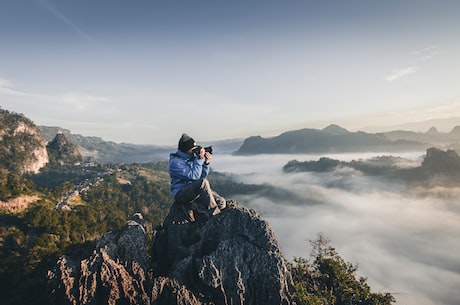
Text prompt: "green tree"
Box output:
[[289, 233, 395, 305]]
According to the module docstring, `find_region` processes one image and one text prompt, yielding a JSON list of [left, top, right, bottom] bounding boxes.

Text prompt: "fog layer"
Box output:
[[212, 153, 460, 305]]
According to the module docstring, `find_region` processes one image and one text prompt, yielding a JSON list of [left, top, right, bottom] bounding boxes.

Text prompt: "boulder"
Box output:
[[152, 201, 293, 305], [47, 213, 151, 305]]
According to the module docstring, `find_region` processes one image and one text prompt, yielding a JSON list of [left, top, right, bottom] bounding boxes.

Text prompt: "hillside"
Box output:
[[39, 126, 172, 163], [39, 126, 243, 163]]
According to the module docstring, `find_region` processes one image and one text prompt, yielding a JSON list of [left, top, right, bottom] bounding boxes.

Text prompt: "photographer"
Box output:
[[168, 133, 226, 223]]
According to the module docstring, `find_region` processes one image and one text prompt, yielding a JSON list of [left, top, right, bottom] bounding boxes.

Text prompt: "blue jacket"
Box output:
[[169, 149, 210, 197]]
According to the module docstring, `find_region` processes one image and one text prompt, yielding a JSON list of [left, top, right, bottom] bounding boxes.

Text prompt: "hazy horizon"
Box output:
[[9, 107, 460, 147], [1, 1, 460, 145]]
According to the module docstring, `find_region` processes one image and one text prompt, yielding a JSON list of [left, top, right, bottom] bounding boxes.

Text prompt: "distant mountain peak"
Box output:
[[450, 125, 460, 135], [322, 124, 349, 135], [425, 126, 439, 134]]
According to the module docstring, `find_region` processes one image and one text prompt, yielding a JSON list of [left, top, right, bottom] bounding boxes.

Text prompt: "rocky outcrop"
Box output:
[[47, 204, 294, 305], [47, 132, 83, 166], [152, 201, 293, 305], [47, 213, 151, 305], [422, 147, 460, 173]]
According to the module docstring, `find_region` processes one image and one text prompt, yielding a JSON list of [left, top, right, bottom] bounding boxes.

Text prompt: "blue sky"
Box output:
[[1, 0, 460, 144]]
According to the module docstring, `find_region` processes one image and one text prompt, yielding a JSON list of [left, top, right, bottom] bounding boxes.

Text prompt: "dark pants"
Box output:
[[175, 179, 226, 221]]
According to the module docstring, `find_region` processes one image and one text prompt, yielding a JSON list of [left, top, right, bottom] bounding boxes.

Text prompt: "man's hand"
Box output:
[[204, 151, 212, 164], [198, 147, 205, 159]]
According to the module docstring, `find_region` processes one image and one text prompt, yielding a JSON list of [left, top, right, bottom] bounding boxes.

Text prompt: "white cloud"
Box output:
[[61, 93, 109, 111], [0, 79, 108, 108], [413, 45, 441, 62], [384, 46, 440, 82], [0, 78, 13, 88], [0, 78, 32, 96], [385, 66, 419, 82], [0, 79, 111, 130], [213, 153, 460, 305]]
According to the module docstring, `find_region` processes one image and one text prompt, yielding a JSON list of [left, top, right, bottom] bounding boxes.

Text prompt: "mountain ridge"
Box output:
[[39, 126, 243, 163], [235, 124, 436, 155], [39, 122, 460, 159]]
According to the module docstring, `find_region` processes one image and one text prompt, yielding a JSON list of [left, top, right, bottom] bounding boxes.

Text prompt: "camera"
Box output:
[[193, 145, 213, 155]]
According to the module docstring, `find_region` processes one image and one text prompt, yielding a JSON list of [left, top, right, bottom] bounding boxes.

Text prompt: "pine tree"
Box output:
[[289, 233, 395, 305]]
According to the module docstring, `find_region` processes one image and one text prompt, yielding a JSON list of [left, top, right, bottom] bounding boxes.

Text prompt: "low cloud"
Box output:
[[0, 79, 35, 97], [61, 92, 109, 111], [213, 153, 460, 305]]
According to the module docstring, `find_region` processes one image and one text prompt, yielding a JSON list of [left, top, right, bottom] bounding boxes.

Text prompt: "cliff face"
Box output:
[[47, 213, 151, 305], [47, 204, 293, 305], [0, 108, 48, 174]]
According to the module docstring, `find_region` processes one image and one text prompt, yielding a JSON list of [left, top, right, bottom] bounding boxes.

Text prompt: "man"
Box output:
[[168, 133, 226, 222]]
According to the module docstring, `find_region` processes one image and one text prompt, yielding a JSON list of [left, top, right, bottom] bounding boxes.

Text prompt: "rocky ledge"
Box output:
[[47, 203, 293, 305]]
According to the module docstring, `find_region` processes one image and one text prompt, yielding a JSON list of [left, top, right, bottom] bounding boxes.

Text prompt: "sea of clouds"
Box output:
[[212, 152, 460, 305]]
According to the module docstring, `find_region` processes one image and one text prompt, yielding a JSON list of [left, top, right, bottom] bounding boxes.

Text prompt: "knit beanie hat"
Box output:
[[178, 133, 196, 152]]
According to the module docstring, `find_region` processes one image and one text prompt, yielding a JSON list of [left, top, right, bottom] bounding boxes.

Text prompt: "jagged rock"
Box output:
[[152, 202, 293, 305], [151, 277, 201, 305], [48, 205, 293, 305], [47, 215, 151, 305]]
